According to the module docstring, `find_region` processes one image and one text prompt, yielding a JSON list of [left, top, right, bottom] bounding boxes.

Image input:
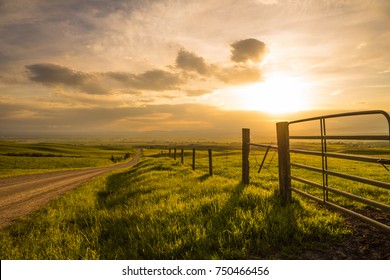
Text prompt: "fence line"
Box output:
[[160, 146, 214, 175], [152, 110, 389, 231]]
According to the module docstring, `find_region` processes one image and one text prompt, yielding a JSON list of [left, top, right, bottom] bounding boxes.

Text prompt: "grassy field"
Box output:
[[0, 141, 388, 259], [0, 147, 347, 259], [0, 141, 135, 178]]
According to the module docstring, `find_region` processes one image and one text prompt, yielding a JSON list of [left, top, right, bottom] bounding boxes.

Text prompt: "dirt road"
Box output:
[[0, 148, 141, 229]]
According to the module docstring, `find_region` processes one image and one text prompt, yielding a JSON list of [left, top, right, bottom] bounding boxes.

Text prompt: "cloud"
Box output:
[[185, 89, 212, 97], [173, 39, 266, 85], [26, 63, 87, 86], [215, 65, 263, 85], [26, 63, 109, 94], [25, 37, 268, 98], [175, 48, 210, 75], [108, 69, 184, 91], [230, 38, 268, 63], [26, 63, 184, 94]]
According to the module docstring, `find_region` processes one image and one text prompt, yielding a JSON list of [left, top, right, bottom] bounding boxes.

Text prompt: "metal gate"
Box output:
[[288, 110, 390, 231]]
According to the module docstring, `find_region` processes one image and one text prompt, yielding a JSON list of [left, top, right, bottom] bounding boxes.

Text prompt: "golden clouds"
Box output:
[[230, 38, 268, 63], [25, 38, 268, 96]]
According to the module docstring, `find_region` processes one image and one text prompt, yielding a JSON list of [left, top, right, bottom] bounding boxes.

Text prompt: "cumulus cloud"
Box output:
[[175, 49, 210, 75], [26, 63, 184, 94], [173, 38, 267, 85], [26, 38, 267, 96], [128, 70, 183, 91], [26, 63, 108, 94], [230, 38, 268, 63], [26, 64, 86, 86], [107, 69, 183, 91]]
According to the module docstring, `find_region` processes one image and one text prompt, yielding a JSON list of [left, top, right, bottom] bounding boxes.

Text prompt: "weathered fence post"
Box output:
[[174, 147, 177, 160], [276, 122, 292, 205], [181, 149, 184, 164], [169, 148, 171, 158], [192, 148, 196, 171], [208, 149, 213, 176], [242, 128, 250, 184]]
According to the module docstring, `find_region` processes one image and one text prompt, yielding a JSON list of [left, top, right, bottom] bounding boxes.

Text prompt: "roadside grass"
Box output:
[[0, 150, 351, 260], [0, 141, 135, 178]]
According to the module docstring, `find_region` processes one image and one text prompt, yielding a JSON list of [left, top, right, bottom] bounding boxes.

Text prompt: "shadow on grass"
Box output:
[[93, 159, 343, 259], [198, 174, 212, 182], [97, 161, 161, 210]]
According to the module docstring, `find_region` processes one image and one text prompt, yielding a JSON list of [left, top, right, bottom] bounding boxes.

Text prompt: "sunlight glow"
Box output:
[[224, 72, 312, 114]]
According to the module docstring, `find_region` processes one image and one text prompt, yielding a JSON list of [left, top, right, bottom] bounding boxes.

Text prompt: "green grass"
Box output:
[[0, 141, 387, 259], [287, 142, 390, 210], [0, 141, 135, 178], [0, 149, 351, 260]]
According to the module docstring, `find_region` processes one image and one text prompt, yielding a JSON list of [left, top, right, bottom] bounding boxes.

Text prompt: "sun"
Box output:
[[231, 72, 312, 114]]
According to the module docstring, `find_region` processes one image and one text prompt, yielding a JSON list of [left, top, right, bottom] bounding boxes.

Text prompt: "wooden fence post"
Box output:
[[276, 122, 292, 205], [169, 148, 171, 158], [174, 147, 177, 160], [181, 149, 184, 164], [242, 128, 250, 184], [192, 148, 196, 171], [208, 149, 213, 176]]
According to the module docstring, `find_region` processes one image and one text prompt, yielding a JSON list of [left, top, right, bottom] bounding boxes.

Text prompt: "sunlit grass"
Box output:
[[0, 150, 351, 260]]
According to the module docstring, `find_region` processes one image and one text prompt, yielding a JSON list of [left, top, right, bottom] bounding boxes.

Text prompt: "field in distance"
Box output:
[[0, 141, 136, 178]]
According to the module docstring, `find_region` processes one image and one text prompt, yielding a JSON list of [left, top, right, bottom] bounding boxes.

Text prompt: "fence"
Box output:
[[159, 147, 215, 176], [243, 110, 390, 232]]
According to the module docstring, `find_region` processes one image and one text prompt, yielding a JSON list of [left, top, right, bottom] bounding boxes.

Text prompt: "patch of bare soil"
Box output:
[[298, 208, 390, 260]]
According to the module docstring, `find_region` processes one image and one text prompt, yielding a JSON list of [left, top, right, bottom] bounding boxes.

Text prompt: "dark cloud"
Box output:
[[26, 63, 184, 94], [26, 63, 108, 94], [108, 69, 184, 91], [26, 63, 87, 86], [131, 70, 183, 91], [230, 38, 268, 63], [175, 49, 210, 75]]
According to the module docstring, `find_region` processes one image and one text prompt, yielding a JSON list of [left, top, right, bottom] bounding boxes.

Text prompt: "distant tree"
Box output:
[[124, 152, 131, 159]]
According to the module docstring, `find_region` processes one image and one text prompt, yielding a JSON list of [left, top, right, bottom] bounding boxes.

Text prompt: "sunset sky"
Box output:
[[1, 0, 389, 140]]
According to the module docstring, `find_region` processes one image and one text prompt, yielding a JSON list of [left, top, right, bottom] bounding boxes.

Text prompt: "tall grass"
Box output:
[[0, 150, 350, 259]]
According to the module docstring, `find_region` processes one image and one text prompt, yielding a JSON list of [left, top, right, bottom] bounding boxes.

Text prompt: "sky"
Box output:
[[0, 0, 389, 141]]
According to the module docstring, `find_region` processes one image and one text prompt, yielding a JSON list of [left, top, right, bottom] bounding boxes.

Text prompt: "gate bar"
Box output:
[[290, 149, 390, 165], [289, 110, 390, 126], [291, 175, 390, 211], [290, 135, 389, 141], [289, 110, 390, 142], [292, 186, 390, 231], [291, 162, 390, 190]]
